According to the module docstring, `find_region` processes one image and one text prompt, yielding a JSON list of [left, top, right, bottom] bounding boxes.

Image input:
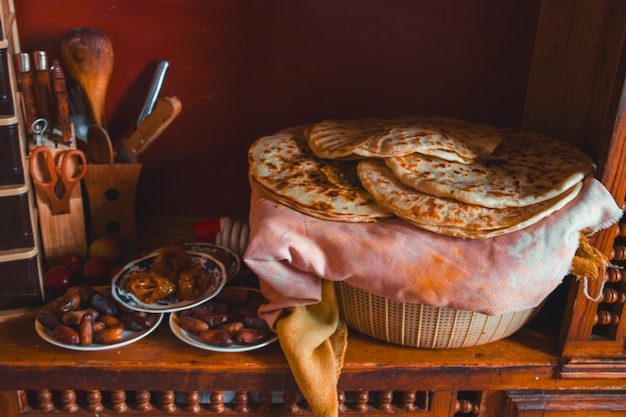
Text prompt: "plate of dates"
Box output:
[[169, 287, 277, 352], [111, 246, 227, 313], [35, 286, 163, 351], [152, 242, 241, 281]]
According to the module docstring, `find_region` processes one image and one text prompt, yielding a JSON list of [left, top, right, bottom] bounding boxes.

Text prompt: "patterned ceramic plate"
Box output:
[[111, 251, 227, 313]]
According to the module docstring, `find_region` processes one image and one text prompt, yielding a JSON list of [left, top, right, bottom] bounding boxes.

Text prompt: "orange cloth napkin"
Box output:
[[275, 279, 347, 417]]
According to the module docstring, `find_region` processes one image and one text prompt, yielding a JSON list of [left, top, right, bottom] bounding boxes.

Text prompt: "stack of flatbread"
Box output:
[[248, 117, 596, 238]]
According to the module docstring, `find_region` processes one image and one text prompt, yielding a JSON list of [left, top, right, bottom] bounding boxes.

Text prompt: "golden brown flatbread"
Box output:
[[385, 129, 595, 209], [357, 159, 583, 238], [307, 116, 503, 163], [248, 126, 393, 222], [354, 116, 503, 163]]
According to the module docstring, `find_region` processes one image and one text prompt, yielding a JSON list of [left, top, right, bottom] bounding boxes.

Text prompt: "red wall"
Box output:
[[14, 0, 540, 219]]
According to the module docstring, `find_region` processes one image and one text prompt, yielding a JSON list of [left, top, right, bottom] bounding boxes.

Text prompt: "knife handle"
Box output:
[[33, 50, 52, 121], [14, 53, 38, 134], [123, 95, 182, 161], [51, 60, 74, 144]]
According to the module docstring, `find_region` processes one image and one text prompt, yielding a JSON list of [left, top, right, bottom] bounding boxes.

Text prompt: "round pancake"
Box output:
[[385, 129, 595, 209], [357, 159, 583, 238]]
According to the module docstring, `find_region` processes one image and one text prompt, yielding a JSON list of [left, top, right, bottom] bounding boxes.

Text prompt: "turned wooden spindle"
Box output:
[[595, 310, 620, 325], [337, 390, 347, 413], [158, 391, 176, 412], [402, 390, 417, 412], [208, 391, 224, 413], [606, 267, 623, 283], [617, 221, 626, 237], [283, 391, 300, 413], [84, 390, 103, 412], [378, 391, 394, 412], [611, 245, 626, 261], [600, 287, 625, 304], [184, 391, 200, 413], [233, 391, 251, 413], [36, 390, 54, 411], [354, 390, 369, 412], [455, 398, 480, 414], [110, 390, 128, 413], [59, 390, 78, 412], [135, 390, 152, 412]]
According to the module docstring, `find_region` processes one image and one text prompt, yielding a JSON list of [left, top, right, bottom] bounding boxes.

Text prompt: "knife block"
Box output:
[[29, 145, 88, 267], [82, 163, 142, 251]]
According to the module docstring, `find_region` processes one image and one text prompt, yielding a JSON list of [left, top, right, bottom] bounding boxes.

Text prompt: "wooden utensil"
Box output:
[[87, 125, 114, 164], [117, 96, 182, 163], [60, 28, 114, 128]]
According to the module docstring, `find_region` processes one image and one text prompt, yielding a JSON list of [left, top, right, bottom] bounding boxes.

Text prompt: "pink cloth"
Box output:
[[244, 177, 622, 328]]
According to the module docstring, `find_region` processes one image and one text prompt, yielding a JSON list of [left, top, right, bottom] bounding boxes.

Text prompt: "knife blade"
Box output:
[[117, 95, 182, 163], [136, 60, 169, 129]]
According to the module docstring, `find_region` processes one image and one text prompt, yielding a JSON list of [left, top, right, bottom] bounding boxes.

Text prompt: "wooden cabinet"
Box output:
[[0, 1, 625, 416], [0, 0, 44, 311]]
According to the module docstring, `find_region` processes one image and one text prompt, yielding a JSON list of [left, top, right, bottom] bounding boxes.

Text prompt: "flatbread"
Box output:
[[354, 116, 503, 163], [306, 117, 386, 160], [385, 129, 595, 209], [307, 116, 503, 163], [357, 159, 583, 238], [248, 126, 393, 222]]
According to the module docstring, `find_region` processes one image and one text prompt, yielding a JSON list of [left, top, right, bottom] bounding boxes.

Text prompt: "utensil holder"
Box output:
[[82, 163, 141, 251]]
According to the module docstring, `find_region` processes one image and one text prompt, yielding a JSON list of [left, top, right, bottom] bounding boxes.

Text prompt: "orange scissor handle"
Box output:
[[58, 149, 87, 186], [29, 147, 87, 215]]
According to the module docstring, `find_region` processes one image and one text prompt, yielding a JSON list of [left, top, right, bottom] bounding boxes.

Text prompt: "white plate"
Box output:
[[152, 242, 241, 281], [169, 287, 277, 352], [35, 289, 164, 351], [111, 251, 227, 313], [169, 314, 277, 352]]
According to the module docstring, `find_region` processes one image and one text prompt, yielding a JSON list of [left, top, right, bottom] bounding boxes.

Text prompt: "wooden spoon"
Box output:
[[60, 28, 114, 128], [87, 125, 114, 164]]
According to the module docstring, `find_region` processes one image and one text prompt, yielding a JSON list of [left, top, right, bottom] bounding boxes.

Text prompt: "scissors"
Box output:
[[29, 146, 87, 215]]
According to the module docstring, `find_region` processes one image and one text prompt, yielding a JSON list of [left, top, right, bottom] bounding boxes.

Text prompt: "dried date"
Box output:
[[52, 324, 80, 345], [93, 328, 124, 344], [197, 329, 233, 347], [176, 316, 209, 334]]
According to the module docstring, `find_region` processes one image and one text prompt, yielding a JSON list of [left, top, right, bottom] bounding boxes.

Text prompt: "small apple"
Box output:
[[54, 252, 85, 279], [83, 255, 113, 285], [88, 236, 122, 264], [44, 265, 79, 296]]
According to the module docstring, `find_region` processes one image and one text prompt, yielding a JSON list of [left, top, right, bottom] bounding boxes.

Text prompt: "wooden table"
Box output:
[[1, 218, 625, 416], [0, 307, 624, 416]]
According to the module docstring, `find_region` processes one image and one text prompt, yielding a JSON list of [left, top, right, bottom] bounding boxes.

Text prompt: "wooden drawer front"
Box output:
[[0, 47, 14, 116], [0, 189, 33, 250], [0, 247, 41, 309], [0, 123, 23, 186]]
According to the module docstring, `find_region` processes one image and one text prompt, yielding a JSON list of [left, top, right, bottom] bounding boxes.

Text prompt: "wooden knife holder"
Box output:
[[30, 145, 88, 267], [82, 163, 142, 251]]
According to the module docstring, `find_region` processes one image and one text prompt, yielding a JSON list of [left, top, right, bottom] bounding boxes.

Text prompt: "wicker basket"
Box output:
[[335, 281, 539, 349]]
